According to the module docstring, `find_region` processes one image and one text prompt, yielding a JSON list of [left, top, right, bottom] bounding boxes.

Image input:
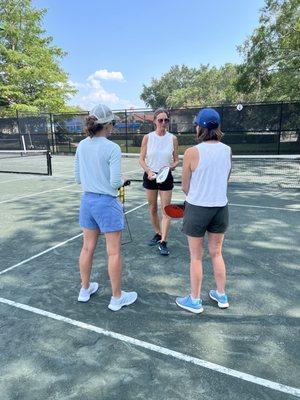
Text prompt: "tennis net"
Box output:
[[122, 154, 300, 190], [0, 150, 52, 175]]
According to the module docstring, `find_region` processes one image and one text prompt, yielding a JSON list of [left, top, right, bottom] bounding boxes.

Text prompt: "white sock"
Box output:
[[191, 295, 200, 302], [216, 290, 225, 296], [112, 292, 123, 300]]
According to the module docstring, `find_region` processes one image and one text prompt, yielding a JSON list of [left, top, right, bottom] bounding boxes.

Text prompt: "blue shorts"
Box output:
[[79, 192, 125, 233]]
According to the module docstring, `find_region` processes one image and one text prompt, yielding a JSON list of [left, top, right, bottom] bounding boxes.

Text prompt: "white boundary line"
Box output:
[[0, 176, 38, 184], [0, 202, 148, 276], [0, 297, 299, 397], [0, 183, 77, 205], [230, 203, 300, 212], [61, 189, 82, 193]]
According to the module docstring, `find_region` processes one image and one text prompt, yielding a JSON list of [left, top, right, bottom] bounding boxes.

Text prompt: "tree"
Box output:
[[236, 0, 300, 101], [0, 0, 76, 115], [167, 64, 242, 107], [140, 65, 198, 108], [140, 64, 243, 108], [0, 96, 10, 106]]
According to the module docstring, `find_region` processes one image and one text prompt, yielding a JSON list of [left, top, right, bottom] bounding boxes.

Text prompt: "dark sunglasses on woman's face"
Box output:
[[157, 118, 170, 123]]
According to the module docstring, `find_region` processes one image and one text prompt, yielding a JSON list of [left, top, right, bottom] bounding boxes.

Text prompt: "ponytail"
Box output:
[[84, 116, 103, 138]]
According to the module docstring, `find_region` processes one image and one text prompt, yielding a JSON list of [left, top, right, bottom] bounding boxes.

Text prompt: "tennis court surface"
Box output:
[[0, 153, 299, 400]]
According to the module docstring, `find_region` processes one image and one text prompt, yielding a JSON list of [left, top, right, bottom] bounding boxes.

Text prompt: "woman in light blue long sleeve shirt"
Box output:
[[75, 104, 137, 311]]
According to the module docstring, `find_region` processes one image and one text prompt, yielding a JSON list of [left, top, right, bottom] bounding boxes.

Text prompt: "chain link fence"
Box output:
[[0, 102, 299, 155]]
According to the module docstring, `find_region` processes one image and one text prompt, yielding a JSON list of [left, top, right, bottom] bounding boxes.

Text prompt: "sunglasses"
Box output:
[[157, 118, 170, 123]]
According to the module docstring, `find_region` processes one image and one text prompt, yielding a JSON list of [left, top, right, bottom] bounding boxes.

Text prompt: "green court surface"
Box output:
[[0, 155, 299, 400]]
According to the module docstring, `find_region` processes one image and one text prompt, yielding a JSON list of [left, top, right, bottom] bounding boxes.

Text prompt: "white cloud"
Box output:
[[88, 69, 124, 81], [68, 69, 136, 110], [82, 86, 120, 105], [69, 80, 87, 89]]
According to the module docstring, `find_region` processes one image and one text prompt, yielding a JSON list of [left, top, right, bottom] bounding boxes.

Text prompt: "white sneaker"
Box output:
[[78, 282, 99, 302], [108, 290, 138, 311]]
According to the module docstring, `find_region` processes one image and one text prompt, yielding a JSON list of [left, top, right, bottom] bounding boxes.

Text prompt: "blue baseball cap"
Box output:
[[194, 108, 221, 129]]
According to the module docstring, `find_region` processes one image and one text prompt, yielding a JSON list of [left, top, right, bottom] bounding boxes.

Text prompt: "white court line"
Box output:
[[0, 175, 42, 184], [0, 297, 299, 397], [0, 202, 148, 276], [171, 198, 300, 212], [230, 203, 300, 212], [53, 174, 74, 178], [61, 189, 82, 193], [123, 168, 142, 174], [0, 183, 77, 205]]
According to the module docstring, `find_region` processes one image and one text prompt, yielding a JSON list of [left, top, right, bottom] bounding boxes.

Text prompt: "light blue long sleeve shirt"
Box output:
[[74, 136, 123, 197]]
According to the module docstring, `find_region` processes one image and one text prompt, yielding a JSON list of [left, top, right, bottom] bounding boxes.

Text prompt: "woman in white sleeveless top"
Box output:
[[139, 108, 179, 256], [176, 108, 231, 314]]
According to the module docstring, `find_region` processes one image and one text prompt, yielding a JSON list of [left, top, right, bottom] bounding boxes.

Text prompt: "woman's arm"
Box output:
[[109, 146, 123, 189], [74, 147, 81, 184], [139, 135, 155, 179], [139, 135, 149, 172], [170, 136, 179, 170], [181, 148, 193, 195], [228, 148, 232, 181]]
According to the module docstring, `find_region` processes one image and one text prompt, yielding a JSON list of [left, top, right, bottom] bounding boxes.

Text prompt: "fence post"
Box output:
[[16, 109, 23, 149], [125, 109, 128, 153], [277, 102, 283, 155]]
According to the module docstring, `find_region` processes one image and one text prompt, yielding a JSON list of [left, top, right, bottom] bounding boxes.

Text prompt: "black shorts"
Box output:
[[142, 171, 174, 191], [182, 202, 229, 237]]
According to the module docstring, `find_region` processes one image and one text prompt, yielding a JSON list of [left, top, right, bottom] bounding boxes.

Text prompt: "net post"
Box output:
[[47, 150, 52, 176]]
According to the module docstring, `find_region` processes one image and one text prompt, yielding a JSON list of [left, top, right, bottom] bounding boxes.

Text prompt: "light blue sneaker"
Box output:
[[176, 295, 204, 314], [209, 290, 229, 309]]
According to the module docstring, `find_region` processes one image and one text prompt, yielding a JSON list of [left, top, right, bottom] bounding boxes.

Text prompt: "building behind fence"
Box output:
[[0, 102, 299, 155]]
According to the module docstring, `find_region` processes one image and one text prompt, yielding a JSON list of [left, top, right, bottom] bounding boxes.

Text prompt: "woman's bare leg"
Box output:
[[105, 231, 122, 298], [187, 235, 205, 299], [207, 232, 226, 293], [79, 228, 99, 288]]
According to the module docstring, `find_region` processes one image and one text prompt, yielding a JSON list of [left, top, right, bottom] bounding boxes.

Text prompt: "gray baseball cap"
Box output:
[[90, 104, 117, 124]]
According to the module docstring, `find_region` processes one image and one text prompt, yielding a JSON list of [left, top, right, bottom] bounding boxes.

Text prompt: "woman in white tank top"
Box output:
[[139, 108, 179, 256], [176, 108, 232, 314]]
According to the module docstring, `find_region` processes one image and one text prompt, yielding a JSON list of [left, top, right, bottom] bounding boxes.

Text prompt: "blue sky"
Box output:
[[33, 0, 265, 110]]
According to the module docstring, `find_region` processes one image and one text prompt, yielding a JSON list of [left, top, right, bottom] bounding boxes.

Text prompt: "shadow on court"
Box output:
[[0, 180, 299, 400]]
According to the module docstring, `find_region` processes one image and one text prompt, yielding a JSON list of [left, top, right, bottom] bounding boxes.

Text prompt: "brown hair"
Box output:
[[153, 108, 170, 121], [196, 126, 223, 142], [84, 116, 104, 138]]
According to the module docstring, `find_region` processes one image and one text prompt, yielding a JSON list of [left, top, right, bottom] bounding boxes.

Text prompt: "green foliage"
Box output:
[[168, 64, 242, 107], [0, 0, 76, 115], [236, 0, 300, 101], [140, 63, 244, 108], [140, 65, 198, 108]]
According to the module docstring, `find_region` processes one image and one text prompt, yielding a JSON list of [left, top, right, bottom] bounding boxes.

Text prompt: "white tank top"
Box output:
[[186, 142, 231, 207], [145, 131, 174, 172]]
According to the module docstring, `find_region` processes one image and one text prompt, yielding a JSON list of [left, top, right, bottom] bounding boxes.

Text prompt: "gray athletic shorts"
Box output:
[[182, 202, 229, 237]]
